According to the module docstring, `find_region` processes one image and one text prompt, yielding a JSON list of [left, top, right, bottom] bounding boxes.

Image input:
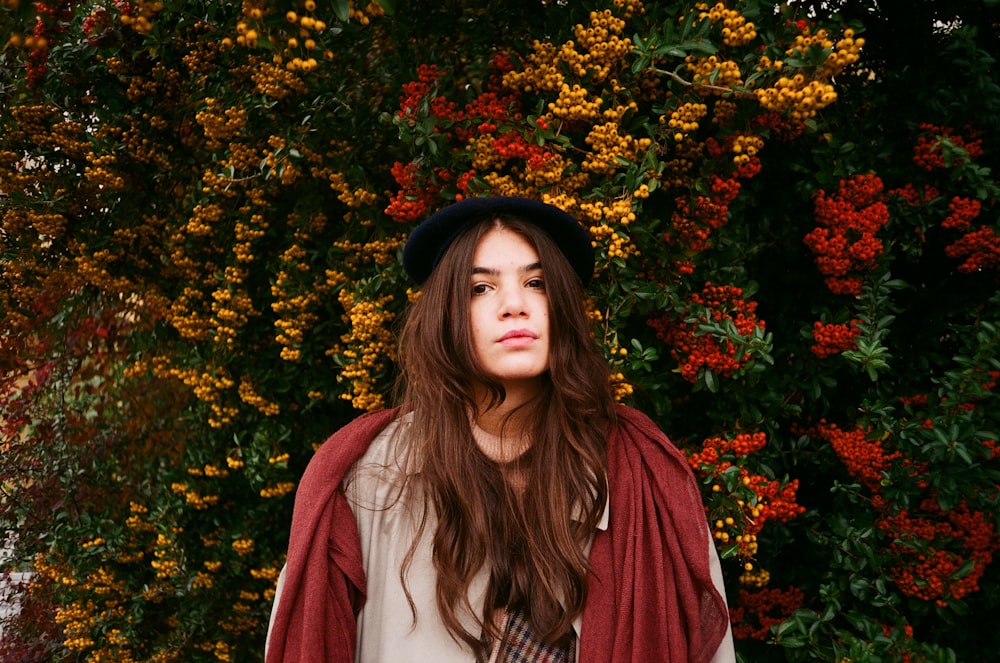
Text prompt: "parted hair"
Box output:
[[394, 215, 617, 653]]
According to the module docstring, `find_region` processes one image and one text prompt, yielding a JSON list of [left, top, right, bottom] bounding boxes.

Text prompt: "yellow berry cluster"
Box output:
[[480, 172, 526, 198], [523, 151, 573, 188], [192, 571, 215, 590], [549, 83, 605, 122], [561, 10, 633, 82], [663, 101, 708, 141], [739, 565, 771, 588], [269, 232, 324, 362], [250, 60, 309, 100], [328, 170, 379, 207], [344, 1, 386, 25], [195, 98, 247, 147], [821, 28, 865, 77], [612, 0, 645, 18], [712, 99, 738, 125], [152, 533, 183, 579], [589, 222, 639, 261], [126, 501, 156, 533], [232, 214, 266, 267], [260, 481, 296, 498], [755, 73, 837, 120], [237, 377, 280, 416], [153, 362, 239, 427], [470, 135, 501, 171], [732, 132, 764, 164], [85, 152, 126, 191], [332, 236, 404, 268], [275, 5, 332, 71], [231, 538, 255, 556], [332, 290, 397, 411], [503, 41, 564, 94], [250, 566, 282, 583], [698, 2, 757, 46], [210, 286, 256, 347], [166, 286, 213, 341], [611, 372, 634, 401], [120, 0, 162, 35], [686, 55, 743, 89], [583, 122, 652, 174]]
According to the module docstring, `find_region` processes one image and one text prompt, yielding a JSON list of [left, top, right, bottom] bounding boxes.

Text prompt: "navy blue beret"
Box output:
[[402, 196, 594, 285]]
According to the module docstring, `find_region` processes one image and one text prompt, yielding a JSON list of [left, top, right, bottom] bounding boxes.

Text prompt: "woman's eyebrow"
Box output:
[[471, 261, 543, 276]]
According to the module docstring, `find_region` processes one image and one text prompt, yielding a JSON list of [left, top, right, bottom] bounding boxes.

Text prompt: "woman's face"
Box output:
[[469, 226, 550, 397]]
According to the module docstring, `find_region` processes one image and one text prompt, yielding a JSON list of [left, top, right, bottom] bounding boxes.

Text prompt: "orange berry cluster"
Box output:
[[803, 174, 889, 295], [810, 319, 862, 358], [875, 496, 1000, 607]]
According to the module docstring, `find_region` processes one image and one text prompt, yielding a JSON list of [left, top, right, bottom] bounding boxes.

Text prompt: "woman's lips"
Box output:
[[498, 329, 538, 347]]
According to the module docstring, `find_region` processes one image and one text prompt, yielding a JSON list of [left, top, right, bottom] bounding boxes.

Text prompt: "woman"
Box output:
[[266, 197, 735, 662]]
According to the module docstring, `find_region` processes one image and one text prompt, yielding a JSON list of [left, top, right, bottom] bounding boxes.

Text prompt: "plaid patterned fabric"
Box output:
[[478, 607, 576, 663]]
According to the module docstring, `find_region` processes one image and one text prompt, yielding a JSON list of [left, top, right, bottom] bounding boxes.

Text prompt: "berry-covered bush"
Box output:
[[1, 0, 998, 660]]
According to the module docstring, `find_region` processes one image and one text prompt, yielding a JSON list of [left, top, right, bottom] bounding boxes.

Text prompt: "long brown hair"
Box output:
[[395, 215, 617, 652]]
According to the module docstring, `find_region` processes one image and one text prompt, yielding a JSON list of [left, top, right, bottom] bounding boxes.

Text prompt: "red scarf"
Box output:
[[266, 406, 729, 662]]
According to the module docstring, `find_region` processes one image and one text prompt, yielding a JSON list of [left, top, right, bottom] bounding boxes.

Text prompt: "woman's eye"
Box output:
[[526, 278, 545, 290], [472, 283, 491, 295]]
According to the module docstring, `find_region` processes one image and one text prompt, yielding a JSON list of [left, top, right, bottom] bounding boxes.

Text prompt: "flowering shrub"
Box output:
[[1, 0, 999, 661]]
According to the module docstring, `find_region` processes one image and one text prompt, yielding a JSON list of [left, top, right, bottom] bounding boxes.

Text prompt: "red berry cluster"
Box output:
[[898, 393, 928, 408], [747, 474, 806, 525], [385, 162, 441, 223], [397, 64, 448, 118], [648, 282, 765, 382], [912, 123, 984, 172], [888, 182, 940, 207], [945, 226, 1000, 273], [665, 176, 742, 258], [686, 431, 804, 559], [803, 174, 889, 295], [752, 112, 805, 142], [688, 432, 768, 468], [982, 440, 1000, 460], [492, 133, 552, 170], [941, 196, 981, 232], [730, 586, 806, 641], [875, 496, 1000, 607], [810, 319, 861, 358], [807, 420, 900, 493], [389, 57, 542, 217], [26, 1, 75, 88]]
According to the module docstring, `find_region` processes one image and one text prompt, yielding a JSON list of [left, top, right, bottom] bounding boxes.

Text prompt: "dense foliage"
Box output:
[[1, 0, 999, 661]]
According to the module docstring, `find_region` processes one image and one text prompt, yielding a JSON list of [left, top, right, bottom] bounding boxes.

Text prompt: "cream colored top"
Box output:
[[268, 419, 736, 662]]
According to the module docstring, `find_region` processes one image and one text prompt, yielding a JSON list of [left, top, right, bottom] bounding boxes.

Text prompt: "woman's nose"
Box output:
[[499, 285, 528, 317]]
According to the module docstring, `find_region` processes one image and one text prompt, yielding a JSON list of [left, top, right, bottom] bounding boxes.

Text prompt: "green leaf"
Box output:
[[334, 0, 351, 22]]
